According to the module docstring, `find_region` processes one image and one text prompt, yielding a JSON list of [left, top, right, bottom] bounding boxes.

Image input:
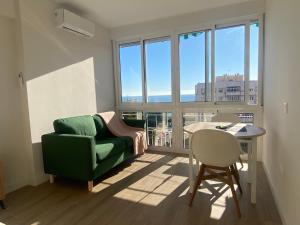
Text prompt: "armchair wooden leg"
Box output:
[[189, 164, 205, 206], [226, 168, 241, 218], [88, 181, 93, 192], [49, 175, 54, 184], [230, 165, 243, 195]]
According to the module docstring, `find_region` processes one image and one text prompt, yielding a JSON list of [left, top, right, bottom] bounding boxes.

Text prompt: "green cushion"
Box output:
[[53, 115, 96, 136], [93, 115, 114, 139], [118, 136, 133, 148], [95, 138, 127, 162]]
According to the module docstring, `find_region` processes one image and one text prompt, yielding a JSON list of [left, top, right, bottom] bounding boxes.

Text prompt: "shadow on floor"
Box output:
[[1, 152, 282, 225]]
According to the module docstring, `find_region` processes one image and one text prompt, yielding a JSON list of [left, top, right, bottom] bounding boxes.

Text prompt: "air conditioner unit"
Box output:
[[54, 8, 95, 38]]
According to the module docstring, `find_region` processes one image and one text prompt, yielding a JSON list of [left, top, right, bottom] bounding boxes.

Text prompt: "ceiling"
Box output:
[[53, 0, 256, 28]]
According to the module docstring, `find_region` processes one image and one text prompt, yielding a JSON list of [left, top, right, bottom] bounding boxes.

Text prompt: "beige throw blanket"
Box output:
[[98, 111, 147, 155]]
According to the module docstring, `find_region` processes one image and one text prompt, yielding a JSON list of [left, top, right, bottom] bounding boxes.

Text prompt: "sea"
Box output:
[[122, 94, 196, 103]]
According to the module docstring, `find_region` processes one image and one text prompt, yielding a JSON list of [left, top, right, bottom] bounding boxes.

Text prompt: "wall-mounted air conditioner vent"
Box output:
[[54, 8, 95, 38]]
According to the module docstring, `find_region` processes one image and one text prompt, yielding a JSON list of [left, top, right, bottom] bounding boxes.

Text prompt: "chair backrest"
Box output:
[[191, 129, 241, 167], [211, 113, 240, 123]]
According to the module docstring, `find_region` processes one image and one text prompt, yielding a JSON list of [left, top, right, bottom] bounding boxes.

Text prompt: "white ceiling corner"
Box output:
[[52, 0, 258, 28]]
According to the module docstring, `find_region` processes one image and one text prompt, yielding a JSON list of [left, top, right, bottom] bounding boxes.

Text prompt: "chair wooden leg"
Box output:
[[230, 165, 243, 195], [226, 168, 241, 218], [49, 175, 54, 184], [189, 164, 205, 206], [238, 156, 244, 168], [88, 181, 93, 192], [233, 163, 240, 179], [0, 200, 5, 209]]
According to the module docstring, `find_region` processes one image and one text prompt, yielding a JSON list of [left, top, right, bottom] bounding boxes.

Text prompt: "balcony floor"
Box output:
[[1, 152, 282, 225]]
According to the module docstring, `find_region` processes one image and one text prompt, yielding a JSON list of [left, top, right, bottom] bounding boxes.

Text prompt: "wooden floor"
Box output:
[[1, 152, 282, 225]]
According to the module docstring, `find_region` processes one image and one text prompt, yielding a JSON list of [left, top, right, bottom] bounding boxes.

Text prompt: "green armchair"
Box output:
[[42, 114, 145, 191]]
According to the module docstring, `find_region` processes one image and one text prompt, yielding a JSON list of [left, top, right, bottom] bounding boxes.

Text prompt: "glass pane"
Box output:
[[236, 113, 254, 123], [249, 22, 259, 105], [119, 43, 143, 103], [145, 38, 172, 103], [182, 112, 254, 149], [146, 112, 172, 147], [236, 113, 254, 152], [182, 112, 215, 149], [179, 32, 205, 102], [121, 111, 143, 120], [215, 25, 245, 102]]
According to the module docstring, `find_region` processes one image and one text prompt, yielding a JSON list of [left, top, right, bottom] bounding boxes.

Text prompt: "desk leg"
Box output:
[[188, 136, 194, 194], [247, 141, 253, 184], [251, 138, 257, 204], [196, 159, 200, 172]]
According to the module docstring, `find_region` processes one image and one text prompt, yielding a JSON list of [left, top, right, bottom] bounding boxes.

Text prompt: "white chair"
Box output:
[[211, 113, 244, 167], [189, 129, 242, 218]]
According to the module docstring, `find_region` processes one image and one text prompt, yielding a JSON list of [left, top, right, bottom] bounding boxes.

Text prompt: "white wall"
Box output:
[[111, 0, 265, 39], [17, 0, 115, 185], [0, 15, 30, 192], [263, 0, 300, 224], [0, 0, 16, 18]]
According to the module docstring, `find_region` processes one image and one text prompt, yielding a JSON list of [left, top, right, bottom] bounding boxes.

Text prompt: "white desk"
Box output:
[[184, 122, 266, 204]]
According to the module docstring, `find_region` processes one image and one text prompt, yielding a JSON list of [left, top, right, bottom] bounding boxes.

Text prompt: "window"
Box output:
[[215, 25, 245, 102], [249, 21, 259, 105], [117, 21, 260, 106], [182, 112, 254, 149], [146, 112, 172, 147], [237, 113, 254, 123], [227, 86, 241, 92], [179, 31, 205, 102], [121, 111, 143, 120], [179, 30, 211, 102], [119, 43, 142, 103], [183, 112, 215, 149], [115, 18, 262, 153], [145, 38, 172, 103]]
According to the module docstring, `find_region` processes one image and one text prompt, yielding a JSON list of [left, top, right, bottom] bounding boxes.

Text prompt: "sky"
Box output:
[[119, 23, 259, 97]]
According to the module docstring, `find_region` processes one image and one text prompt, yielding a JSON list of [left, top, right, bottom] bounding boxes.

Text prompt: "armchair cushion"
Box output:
[[95, 138, 127, 162], [118, 136, 133, 148], [53, 115, 96, 136], [93, 114, 114, 139]]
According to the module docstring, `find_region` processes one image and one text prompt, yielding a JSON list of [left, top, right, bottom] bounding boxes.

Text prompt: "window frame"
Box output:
[[214, 23, 247, 104], [144, 36, 173, 103], [118, 41, 143, 104], [178, 29, 211, 103], [113, 14, 264, 153]]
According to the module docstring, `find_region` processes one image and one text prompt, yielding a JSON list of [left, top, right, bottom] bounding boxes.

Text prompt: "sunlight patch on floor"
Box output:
[[210, 204, 226, 220], [92, 161, 150, 193], [167, 156, 185, 165], [30, 222, 40, 225], [123, 161, 151, 173], [179, 187, 190, 197], [113, 163, 188, 206], [239, 162, 249, 172], [138, 153, 167, 163]]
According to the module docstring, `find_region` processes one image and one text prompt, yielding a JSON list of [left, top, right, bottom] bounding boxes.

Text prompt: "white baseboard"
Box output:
[[31, 171, 48, 186], [5, 176, 29, 194]]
